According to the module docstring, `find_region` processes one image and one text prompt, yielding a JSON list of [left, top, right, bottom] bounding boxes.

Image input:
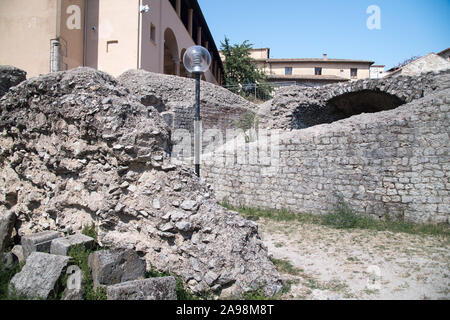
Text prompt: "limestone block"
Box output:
[[62, 265, 85, 300], [88, 248, 146, 289], [21, 231, 60, 258], [1, 252, 18, 270], [50, 234, 95, 256], [11, 245, 24, 263], [0, 211, 16, 252], [9, 252, 69, 299], [106, 277, 176, 300]]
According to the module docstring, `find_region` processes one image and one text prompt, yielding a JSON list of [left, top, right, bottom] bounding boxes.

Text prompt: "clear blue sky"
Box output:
[[198, 0, 450, 69]]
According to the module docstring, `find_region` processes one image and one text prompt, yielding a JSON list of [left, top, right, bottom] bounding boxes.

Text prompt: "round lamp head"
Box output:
[[183, 46, 211, 74]]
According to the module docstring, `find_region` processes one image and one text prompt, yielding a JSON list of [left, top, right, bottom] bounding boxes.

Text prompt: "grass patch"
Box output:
[[0, 260, 24, 300], [82, 223, 98, 242], [146, 265, 202, 300], [67, 244, 106, 300], [242, 287, 272, 300], [270, 258, 301, 276], [322, 197, 450, 237], [221, 198, 450, 238], [221, 199, 321, 224]]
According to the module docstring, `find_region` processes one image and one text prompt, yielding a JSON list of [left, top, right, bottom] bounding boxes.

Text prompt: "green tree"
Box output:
[[220, 37, 272, 100]]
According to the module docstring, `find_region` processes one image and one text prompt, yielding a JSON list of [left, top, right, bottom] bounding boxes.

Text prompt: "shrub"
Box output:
[[0, 260, 23, 300], [321, 197, 361, 229], [82, 223, 98, 242]]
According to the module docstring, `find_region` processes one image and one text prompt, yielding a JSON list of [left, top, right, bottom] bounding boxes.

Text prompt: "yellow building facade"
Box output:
[[249, 49, 374, 86], [0, 0, 223, 84]]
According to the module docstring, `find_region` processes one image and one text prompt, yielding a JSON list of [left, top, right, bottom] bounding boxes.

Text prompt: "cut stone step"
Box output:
[[21, 231, 61, 258], [50, 234, 95, 256], [9, 252, 69, 299], [88, 248, 146, 289], [106, 277, 177, 300]]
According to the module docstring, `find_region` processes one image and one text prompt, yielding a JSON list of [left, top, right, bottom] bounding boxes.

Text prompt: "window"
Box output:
[[351, 68, 358, 79], [106, 40, 118, 53], [315, 67, 322, 75], [150, 24, 156, 43], [285, 67, 293, 75]]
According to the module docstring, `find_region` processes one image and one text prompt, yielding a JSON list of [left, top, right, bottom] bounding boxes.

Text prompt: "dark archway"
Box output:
[[292, 90, 406, 129], [329, 90, 405, 116], [163, 28, 179, 76]]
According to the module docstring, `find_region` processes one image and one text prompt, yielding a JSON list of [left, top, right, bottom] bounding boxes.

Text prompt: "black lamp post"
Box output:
[[183, 46, 211, 177]]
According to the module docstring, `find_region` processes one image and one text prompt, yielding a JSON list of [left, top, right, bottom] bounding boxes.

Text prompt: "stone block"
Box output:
[[11, 245, 24, 263], [106, 277, 176, 300], [1, 252, 18, 270], [180, 200, 198, 211], [9, 252, 69, 299], [50, 233, 95, 256], [0, 211, 16, 252], [88, 248, 146, 289], [21, 231, 60, 258], [62, 265, 85, 300]]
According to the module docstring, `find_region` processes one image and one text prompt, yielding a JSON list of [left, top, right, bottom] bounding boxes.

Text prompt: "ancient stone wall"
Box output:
[[118, 70, 254, 142], [258, 69, 450, 130], [0, 67, 283, 297], [202, 88, 450, 224]]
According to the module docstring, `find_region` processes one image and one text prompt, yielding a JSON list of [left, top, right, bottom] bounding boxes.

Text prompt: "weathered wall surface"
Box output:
[[388, 53, 450, 77], [0, 67, 282, 297], [119, 69, 255, 152], [203, 87, 450, 224]]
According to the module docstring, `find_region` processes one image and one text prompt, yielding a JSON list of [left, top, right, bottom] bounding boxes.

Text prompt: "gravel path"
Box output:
[[258, 218, 450, 300]]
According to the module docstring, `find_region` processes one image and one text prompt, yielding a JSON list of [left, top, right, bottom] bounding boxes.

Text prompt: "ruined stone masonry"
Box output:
[[0, 67, 283, 298], [258, 69, 450, 130], [0, 64, 448, 300], [202, 70, 450, 224]]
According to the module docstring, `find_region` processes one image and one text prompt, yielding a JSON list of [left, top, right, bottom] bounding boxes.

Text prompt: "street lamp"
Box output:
[[183, 46, 211, 177]]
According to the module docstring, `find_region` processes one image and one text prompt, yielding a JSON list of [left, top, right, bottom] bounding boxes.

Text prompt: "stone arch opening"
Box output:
[[292, 90, 406, 129], [164, 28, 179, 76], [329, 90, 405, 116]]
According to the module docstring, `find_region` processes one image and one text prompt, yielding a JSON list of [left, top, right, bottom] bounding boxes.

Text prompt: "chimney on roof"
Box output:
[[323, 53, 328, 61]]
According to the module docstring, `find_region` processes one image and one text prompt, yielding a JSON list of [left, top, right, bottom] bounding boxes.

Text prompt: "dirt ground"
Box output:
[[258, 218, 450, 300]]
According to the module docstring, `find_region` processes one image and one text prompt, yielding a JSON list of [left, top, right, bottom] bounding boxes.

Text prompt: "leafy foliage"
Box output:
[[0, 260, 24, 300], [82, 223, 98, 242], [233, 111, 259, 142], [321, 196, 361, 229], [242, 287, 272, 300], [220, 37, 273, 100]]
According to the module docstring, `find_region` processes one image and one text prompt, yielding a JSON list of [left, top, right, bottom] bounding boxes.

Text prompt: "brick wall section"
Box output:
[[202, 88, 450, 224]]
